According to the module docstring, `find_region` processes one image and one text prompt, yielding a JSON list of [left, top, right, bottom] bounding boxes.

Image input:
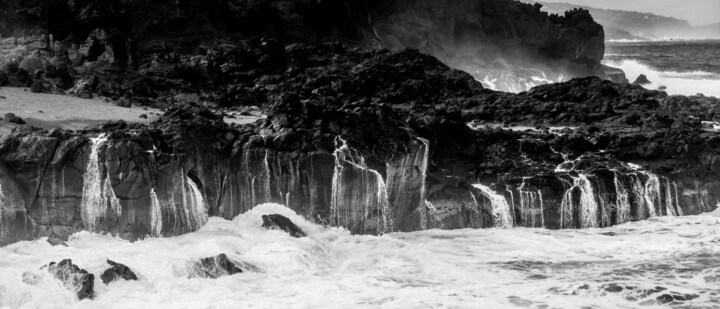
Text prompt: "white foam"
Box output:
[[603, 59, 720, 97], [1, 203, 719, 308]]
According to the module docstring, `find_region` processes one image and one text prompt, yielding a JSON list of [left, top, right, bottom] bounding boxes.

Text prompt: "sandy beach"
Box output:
[[0, 87, 161, 135]]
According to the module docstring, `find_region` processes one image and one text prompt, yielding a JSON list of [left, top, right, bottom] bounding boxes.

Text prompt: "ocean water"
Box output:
[[1, 203, 719, 309], [604, 40, 720, 97]]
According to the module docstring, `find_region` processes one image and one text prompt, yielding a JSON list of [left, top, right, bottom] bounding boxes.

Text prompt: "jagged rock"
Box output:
[[187, 254, 243, 279], [100, 260, 138, 284], [633, 74, 652, 85], [45, 259, 94, 300], [261, 214, 306, 238]]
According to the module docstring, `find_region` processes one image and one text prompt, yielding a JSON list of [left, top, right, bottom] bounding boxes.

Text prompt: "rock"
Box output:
[[187, 254, 243, 279], [4, 113, 26, 125], [100, 260, 138, 284], [30, 81, 44, 93], [139, 114, 148, 119], [0, 71, 9, 86], [633, 74, 652, 85], [261, 214, 306, 238], [47, 237, 68, 247], [45, 259, 94, 300], [115, 97, 132, 108]]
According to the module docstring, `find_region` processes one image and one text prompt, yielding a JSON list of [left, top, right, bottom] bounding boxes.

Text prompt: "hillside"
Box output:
[[534, 1, 693, 40]]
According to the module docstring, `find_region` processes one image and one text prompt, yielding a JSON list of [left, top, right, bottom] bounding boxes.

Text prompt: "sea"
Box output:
[[1, 203, 719, 309], [604, 39, 720, 98]]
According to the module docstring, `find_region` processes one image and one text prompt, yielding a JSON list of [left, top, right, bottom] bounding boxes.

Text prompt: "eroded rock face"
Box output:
[[45, 259, 94, 300], [0, 41, 718, 246], [261, 214, 306, 238]]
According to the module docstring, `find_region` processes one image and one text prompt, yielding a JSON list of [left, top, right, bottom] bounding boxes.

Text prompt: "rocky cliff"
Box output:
[[0, 0, 614, 93], [1, 42, 719, 246]]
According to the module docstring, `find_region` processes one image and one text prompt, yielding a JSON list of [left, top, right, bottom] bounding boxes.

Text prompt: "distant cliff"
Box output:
[[535, 2, 694, 40], [0, 0, 612, 92]]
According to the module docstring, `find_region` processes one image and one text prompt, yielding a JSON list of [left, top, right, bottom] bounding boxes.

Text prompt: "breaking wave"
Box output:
[[603, 59, 720, 97], [1, 203, 720, 308]]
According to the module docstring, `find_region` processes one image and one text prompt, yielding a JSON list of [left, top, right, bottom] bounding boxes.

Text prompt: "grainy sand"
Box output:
[[0, 87, 161, 135]]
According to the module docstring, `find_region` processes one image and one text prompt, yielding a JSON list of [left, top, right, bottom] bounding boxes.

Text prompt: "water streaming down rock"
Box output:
[[183, 173, 208, 231], [0, 183, 5, 242], [613, 171, 632, 224], [80, 136, 122, 231], [150, 188, 163, 237], [473, 184, 513, 228], [643, 173, 661, 217], [518, 178, 543, 228], [331, 137, 390, 234]]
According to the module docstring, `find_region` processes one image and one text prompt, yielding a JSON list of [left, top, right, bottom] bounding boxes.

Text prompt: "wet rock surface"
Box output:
[[44, 259, 94, 300], [261, 214, 306, 238], [0, 39, 718, 244], [187, 254, 243, 279], [100, 260, 138, 285], [0, 1, 718, 246]]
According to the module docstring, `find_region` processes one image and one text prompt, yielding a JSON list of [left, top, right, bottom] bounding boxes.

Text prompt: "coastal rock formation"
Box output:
[[0, 40, 719, 245], [0, 0, 612, 95]]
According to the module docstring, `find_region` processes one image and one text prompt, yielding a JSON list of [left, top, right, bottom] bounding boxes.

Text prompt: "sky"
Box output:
[[536, 0, 720, 26]]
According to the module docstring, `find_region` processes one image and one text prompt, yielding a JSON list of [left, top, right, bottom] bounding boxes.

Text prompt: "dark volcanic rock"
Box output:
[[100, 260, 138, 284], [261, 214, 306, 238], [45, 259, 94, 300], [632, 74, 652, 85], [188, 254, 243, 279], [30, 81, 44, 93]]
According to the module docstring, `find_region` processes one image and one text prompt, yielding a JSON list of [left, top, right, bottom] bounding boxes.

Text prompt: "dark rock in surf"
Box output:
[[261, 214, 306, 238], [45, 259, 94, 300], [188, 254, 243, 279], [100, 260, 138, 284], [47, 237, 68, 247], [632, 74, 652, 85]]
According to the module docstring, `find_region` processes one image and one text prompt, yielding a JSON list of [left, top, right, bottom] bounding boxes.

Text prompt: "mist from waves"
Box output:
[[0, 203, 719, 308]]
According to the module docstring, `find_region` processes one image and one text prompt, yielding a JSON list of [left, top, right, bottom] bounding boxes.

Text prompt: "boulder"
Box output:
[[45, 259, 94, 300], [187, 254, 243, 279], [0, 71, 9, 86], [633, 74, 652, 85], [261, 214, 306, 238], [30, 81, 44, 93], [100, 260, 138, 284]]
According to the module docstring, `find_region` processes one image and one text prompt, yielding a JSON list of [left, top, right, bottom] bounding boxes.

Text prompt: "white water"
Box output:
[[603, 59, 720, 97], [0, 203, 718, 308]]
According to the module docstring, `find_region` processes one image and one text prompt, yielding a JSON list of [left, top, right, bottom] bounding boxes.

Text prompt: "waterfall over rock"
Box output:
[[80, 135, 121, 231], [150, 188, 163, 236], [518, 178, 544, 228], [473, 184, 513, 228], [331, 137, 390, 234]]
